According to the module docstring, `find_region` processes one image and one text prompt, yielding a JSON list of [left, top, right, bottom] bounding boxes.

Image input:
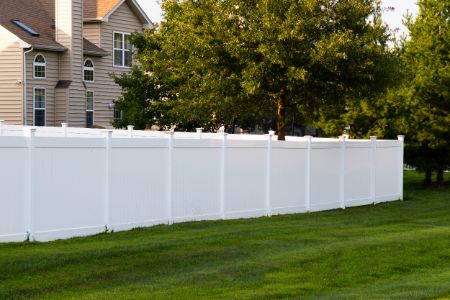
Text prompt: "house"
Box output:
[[0, 0, 151, 128]]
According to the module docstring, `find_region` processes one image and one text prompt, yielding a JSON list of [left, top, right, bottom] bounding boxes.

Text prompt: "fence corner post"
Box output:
[[196, 128, 203, 139], [370, 136, 377, 205], [220, 132, 228, 220], [398, 135, 405, 200], [104, 130, 113, 231], [24, 127, 37, 241], [165, 131, 175, 225], [127, 125, 134, 138], [304, 135, 312, 212], [266, 130, 275, 217], [339, 135, 346, 210]]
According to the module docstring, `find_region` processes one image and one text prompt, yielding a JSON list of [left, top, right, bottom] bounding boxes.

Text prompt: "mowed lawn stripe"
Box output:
[[0, 171, 449, 299]]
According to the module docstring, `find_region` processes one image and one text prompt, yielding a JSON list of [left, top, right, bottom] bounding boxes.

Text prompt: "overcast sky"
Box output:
[[136, 0, 419, 36]]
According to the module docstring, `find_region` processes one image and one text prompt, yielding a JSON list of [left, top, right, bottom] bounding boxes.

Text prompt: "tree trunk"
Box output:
[[277, 89, 286, 141], [424, 169, 432, 185], [437, 169, 444, 185]]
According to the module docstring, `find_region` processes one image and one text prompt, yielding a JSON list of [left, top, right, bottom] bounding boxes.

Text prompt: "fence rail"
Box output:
[[0, 122, 404, 242]]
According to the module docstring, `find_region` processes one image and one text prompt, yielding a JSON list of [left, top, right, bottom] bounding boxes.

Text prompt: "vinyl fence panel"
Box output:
[[0, 125, 405, 243]]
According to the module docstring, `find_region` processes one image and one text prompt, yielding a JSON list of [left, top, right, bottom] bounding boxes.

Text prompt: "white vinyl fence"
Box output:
[[0, 122, 404, 242]]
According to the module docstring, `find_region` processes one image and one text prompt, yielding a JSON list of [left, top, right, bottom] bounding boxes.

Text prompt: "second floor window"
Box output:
[[83, 59, 94, 82], [113, 32, 132, 67], [86, 91, 94, 128], [33, 54, 46, 78]]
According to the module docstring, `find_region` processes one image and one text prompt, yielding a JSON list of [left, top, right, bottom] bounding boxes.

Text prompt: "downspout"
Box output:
[[23, 47, 34, 126]]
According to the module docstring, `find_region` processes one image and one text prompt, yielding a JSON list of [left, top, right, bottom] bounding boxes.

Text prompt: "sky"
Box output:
[[136, 0, 419, 36], [382, 0, 419, 37]]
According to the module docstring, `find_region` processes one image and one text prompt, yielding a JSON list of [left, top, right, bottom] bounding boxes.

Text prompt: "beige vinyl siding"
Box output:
[[54, 0, 86, 127], [84, 23, 102, 47], [88, 2, 143, 128], [67, 0, 86, 127], [25, 51, 59, 126], [0, 28, 23, 124], [56, 0, 74, 81], [55, 87, 68, 125]]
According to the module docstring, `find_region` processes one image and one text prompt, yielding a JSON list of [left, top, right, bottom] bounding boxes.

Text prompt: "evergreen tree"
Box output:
[[335, 0, 450, 184]]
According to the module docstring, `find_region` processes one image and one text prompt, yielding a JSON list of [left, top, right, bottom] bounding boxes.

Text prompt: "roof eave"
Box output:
[[101, 0, 153, 27], [83, 50, 110, 57], [127, 0, 153, 27], [31, 44, 67, 52], [83, 18, 104, 23]]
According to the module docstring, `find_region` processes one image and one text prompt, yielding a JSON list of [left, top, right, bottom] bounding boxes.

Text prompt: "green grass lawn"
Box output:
[[1, 171, 450, 299]]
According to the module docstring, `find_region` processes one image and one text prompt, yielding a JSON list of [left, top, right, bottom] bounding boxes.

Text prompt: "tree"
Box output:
[[331, 0, 450, 184], [115, 0, 395, 140], [401, 0, 450, 184]]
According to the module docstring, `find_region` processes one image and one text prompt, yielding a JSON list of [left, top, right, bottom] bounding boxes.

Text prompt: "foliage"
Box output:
[[401, 0, 450, 181], [332, 0, 450, 183], [114, 0, 395, 139], [1, 172, 450, 299]]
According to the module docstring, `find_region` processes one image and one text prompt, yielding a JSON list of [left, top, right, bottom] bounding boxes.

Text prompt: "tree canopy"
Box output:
[[333, 0, 450, 184], [114, 0, 396, 140]]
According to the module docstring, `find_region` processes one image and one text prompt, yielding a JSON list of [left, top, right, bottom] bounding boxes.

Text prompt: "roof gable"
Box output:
[[84, 0, 152, 26], [84, 0, 122, 20]]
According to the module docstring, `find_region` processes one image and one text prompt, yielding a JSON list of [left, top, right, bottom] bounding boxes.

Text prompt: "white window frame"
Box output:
[[83, 58, 95, 82], [113, 31, 132, 68], [86, 90, 94, 128], [33, 87, 46, 126], [33, 54, 46, 79]]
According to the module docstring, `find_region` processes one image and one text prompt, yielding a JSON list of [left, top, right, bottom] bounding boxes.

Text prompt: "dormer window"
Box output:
[[113, 32, 132, 68], [33, 54, 46, 79], [83, 59, 94, 82]]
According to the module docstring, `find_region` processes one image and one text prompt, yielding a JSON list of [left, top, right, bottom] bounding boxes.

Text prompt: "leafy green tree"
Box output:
[[115, 0, 395, 140]]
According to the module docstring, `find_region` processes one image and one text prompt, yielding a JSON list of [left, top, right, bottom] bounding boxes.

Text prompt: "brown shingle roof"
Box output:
[[0, 0, 111, 53], [0, 0, 65, 50], [83, 38, 109, 56], [84, 0, 123, 20]]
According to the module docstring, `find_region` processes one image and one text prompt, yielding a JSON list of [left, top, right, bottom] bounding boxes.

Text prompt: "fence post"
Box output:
[[339, 135, 346, 210], [0, 120, 4, 136], [196, 128, 203, 139], [61, 123, 68, 137], [266, 131, 275, 217], [220, 133, 227, 219], [165, 131, 174, 225], [104, 130, 113, 231], [370, 136, 377, 204], [127, 125, 134, 138], [24, 127, 36, 241], [304, 135, 312, 212], [398, 135, 405, 200]]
